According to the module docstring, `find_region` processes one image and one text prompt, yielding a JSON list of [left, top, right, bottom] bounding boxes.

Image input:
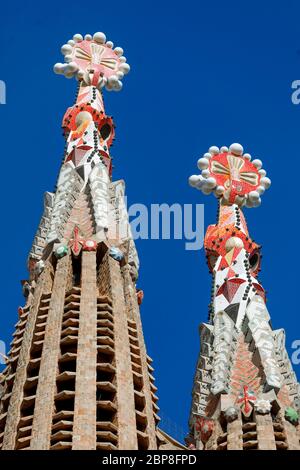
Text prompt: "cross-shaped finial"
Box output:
[[237, 384, 256, 417]]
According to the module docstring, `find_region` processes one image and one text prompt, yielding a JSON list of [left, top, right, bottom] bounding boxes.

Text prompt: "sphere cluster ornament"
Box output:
[[224, 406, 239, 422], [189, 143, 271, 208], [108, 246, 124, 262], [54, 32, 130, 91], [254, 399, 272, 415], [83, 240, 97, 251], [285, 407, 299, 425], [55, 245, 68, 259], [35, 259, 45, 276]]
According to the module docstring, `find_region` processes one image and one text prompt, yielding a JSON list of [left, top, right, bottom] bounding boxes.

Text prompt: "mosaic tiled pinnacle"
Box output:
[[0, 32, 184, 451], [187, 143, 300, 450]]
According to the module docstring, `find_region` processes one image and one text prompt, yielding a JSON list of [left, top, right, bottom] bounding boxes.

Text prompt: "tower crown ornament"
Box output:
[[54, 32, 130, 91], [0, 33, 186, 452], [189, 143, 271, 207], [188, 142, 300, 450]]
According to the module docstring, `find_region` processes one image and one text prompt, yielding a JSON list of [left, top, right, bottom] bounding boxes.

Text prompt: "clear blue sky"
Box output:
[[0, 0, 299, 442]]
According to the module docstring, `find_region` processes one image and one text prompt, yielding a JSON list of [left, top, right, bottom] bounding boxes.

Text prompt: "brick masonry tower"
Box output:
[[0, 32, 182, 451], [187, 143, 300, 450]]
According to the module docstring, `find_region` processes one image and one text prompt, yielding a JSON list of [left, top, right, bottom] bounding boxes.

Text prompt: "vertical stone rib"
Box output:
[[30, 255, 71, 449], [109, 257, 138, 450], [282, 418, 300, 450], [256, 413, 276, 450], [122, 265, 157, 449], [2, 265, 53, 450], [227, 418, 243, 450], [72, 251, 97, 449]]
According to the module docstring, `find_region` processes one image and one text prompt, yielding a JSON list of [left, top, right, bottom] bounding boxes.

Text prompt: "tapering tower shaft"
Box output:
[[0, 32, 182, 451], [187, 143, 300, 450]]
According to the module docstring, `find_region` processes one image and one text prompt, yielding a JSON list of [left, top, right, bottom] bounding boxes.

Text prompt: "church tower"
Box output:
[[188, 143, 300, 450], [0, 31, 181, 451]]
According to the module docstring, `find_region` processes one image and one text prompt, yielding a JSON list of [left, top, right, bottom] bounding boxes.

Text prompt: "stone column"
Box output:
[[72, 251, 97, 449], [282, 419, 300, 450], [256, 413, 276, 450], [108, 257, 138, 450], [227, 417, 243, 450], [122, 265, 157, 449], [30, 255, 71, 449], [2, 264, 53, 450]]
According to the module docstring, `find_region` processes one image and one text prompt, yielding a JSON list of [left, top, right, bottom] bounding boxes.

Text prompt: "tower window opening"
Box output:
[[72, 254, 82, 287], [55, 398, 74, 412]]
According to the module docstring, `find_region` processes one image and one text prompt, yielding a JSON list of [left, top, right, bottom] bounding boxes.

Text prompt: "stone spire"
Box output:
[[0, 32, 183, 451], [187, 143, 300, 450]]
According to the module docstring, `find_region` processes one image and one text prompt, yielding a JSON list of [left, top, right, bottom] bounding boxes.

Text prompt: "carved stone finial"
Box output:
[[254, 399, 272, 415], [224, 406, 239, 423]]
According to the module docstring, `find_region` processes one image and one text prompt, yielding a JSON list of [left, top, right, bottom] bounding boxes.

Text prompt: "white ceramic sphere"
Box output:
[[114, 80, 123, 91], [120, 63, 130, 74], [189, 175, 201, 187], [61, 44, 73, 55], [114, 47, 124, 56], [205, 177, 217, 188], [108, 75, 119, 85], [260, 177, 271, 189], [201, 186, 212, 195], [215, 185, 225, 196], [252, 197, 261, 207], [249, 190, 260, 201], [195, 178, 204, 189], [197, 157, 209, 170], [201, 169, 210, 178], [77, 70, 85, 79], [229, 143, 244, 155], [252, 159, 262, 169], [73, 34, 83, 42], [203, 152, 212, 159], [67, 62, 79, 73], [93, 32, 106, 44], [209, 146, 219, 155], [257, 185, 265, 195], [53, 63, 64, 74]]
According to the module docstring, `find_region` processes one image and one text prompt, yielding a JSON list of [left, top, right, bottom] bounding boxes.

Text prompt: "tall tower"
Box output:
[[187, 143, 300, 450], [0, 32, 182, 451]]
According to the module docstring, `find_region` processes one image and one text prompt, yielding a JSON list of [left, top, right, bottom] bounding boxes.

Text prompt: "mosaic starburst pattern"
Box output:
[[189, 143, 271, 207], [54, 32, 130, 91]]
